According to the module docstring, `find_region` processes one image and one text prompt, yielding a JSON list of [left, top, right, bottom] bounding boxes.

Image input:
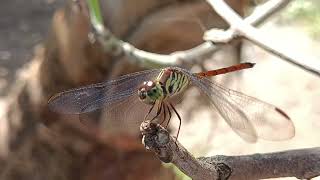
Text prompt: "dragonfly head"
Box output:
[[138, 81, 160, 105]]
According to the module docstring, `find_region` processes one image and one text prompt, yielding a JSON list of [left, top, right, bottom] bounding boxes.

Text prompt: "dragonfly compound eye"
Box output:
[[138, 88, 147, 100], [138, 81, 158, 105]]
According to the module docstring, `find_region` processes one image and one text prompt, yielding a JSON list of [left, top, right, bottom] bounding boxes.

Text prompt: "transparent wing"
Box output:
[[187, 73, 295, 142], [97, 94, 153, 133], [48, 69, 161, 114]]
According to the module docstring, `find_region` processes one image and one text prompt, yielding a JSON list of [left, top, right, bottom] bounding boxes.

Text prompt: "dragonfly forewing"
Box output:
[[48, 69, 161, 114]]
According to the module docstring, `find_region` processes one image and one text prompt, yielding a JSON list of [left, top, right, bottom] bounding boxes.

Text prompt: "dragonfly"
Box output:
[[48, 62, 295, 142]]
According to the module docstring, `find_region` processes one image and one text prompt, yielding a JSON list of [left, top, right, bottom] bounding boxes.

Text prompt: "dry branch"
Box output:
[[87, 0, 297, 68], [205, 0, 320, 77], [141, 122, 320, 180]]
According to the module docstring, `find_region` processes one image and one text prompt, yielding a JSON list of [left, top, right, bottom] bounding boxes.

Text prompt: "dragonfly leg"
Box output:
[[151, 101, 163, 122], [169, 103, 181, 139], [144, 103, 156, 121], [160, 102, 167, 125], [165, 104, 172, 128]]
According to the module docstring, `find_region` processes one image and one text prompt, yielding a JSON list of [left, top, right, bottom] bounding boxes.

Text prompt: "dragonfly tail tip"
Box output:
[[245, 62, 256, 68]]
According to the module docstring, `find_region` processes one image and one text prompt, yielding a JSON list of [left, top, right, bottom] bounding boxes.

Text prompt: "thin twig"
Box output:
[[245, 0, 292, 26], [85, 0, 293, 68], [141, 122, 320, 180], [206, 0, 320, 77]]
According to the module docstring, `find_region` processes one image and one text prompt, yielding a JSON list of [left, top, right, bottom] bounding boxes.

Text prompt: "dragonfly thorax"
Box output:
[[138, 81, 165, 105]]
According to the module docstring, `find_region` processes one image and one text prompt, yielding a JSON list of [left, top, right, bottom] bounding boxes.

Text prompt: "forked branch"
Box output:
[[205, 0, 320, 77], [141, 121, 320, 180], [84, 0, 317, 73]]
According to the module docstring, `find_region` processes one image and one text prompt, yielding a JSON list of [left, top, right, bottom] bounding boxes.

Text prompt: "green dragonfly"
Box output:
[[48, 63, 295, 142]]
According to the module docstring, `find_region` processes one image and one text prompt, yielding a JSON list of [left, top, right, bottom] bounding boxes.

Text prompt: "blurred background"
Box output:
[[0, 0, 319, 180]]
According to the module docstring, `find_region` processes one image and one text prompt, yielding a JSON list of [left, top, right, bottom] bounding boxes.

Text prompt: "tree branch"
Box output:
[[141, 122, 320, 180], [205, 0, 320, 77], [84, 0, 294, 68], [245, 0, 292, 26]]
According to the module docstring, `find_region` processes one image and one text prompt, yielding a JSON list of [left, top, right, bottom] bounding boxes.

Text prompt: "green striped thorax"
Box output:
[[138, 68, 190, 105]]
